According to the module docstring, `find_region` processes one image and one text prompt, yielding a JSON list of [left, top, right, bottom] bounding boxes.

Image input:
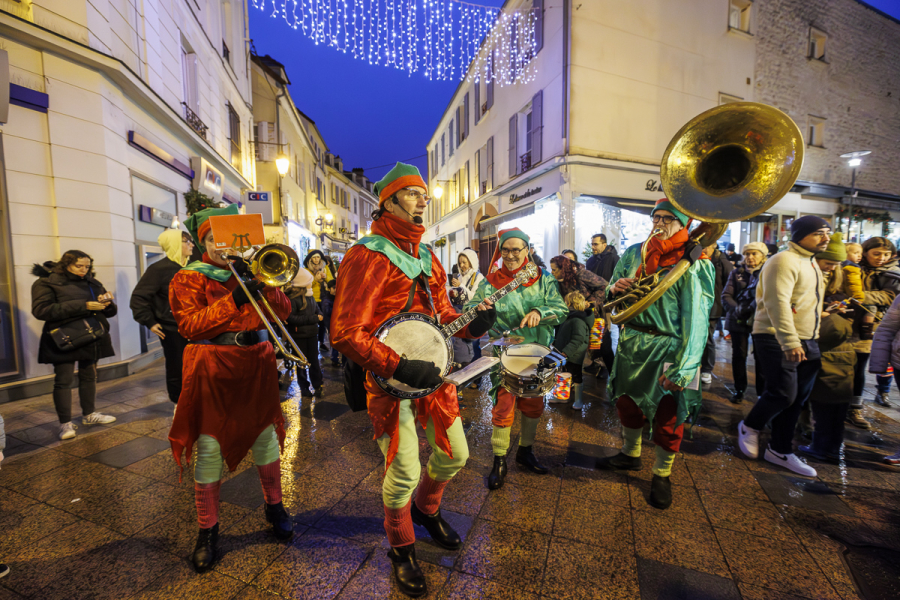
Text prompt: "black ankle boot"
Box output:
[[410, 503, 461, 550], [265, 502, 293, 540], [387, 544, 427, 598], [487, 456, 507, 490], [515, 445, 549, 474], [649, 475, 672, 509], [730, 390, 744, 404], [595, 452, 642, 472], [191, 523, 219, 573]]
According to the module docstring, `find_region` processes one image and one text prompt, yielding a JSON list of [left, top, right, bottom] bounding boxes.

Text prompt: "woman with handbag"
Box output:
[[32, 250, 118, 440]]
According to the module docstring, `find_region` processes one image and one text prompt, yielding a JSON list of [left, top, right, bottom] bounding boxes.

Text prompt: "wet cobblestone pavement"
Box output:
[[1, 337, 899, 599]]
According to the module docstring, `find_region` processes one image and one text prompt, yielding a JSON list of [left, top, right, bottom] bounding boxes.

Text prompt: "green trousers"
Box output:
[[376, 399, 469, 509], [194, 425, 280, 484]]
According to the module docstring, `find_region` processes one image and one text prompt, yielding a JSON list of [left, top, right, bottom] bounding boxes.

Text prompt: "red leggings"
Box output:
[[492, 388, 544, 428], [616, 395, 684, 453]]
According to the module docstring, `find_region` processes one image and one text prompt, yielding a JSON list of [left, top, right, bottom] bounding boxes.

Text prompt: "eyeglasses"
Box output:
[[651, 215, 677, 225], [810, 231, 831, 239], [500, 247, 526, 256], [402, 188, 431, 202]]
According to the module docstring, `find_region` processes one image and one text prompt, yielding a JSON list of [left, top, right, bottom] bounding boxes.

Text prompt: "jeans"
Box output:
[[745, 334, 822, 455], [701, 319, 719, 374], [293, 336, 323, 391], [473, 339, 483, 360], [159, 328, 189, 404], [52, 360, 98, 424], [810, 401, 849, 456], [730, 331, 765, 393]]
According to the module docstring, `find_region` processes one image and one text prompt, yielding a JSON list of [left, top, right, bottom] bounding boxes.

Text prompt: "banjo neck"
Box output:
[[441, 277, 524, 338]]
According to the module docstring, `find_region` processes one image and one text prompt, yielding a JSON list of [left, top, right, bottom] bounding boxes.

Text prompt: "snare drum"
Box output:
[[499, 343, 558, 397]]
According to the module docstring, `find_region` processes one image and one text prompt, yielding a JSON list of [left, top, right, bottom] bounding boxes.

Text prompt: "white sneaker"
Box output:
[[82, 412, 116, 425], [59, 422, 77, 440], [764, 446, 817, 477], [738, 420, 759, 459], [700, 373, 712, 384]]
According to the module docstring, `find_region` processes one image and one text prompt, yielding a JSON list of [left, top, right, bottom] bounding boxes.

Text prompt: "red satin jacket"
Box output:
[[167, 255, 291, 474], [331, 213, 474, 470]]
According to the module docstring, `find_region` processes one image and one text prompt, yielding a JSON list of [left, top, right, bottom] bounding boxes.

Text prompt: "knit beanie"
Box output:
[[498, 228, 530, 248], [185, 204, 240, 247], [790, 215, 830, 243], [651, 198, 690, 228], [374, 162, 427, 206], [742, 242, 768, 256], [817, 232, 847, 262]]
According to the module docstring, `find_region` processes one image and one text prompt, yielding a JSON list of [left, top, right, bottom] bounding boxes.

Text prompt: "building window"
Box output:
[[449, 121, 455, 157], [809, 28, 827, 61], [226, 102, 241, 172], [728, 0, 751, 33], [719, 93, 743, 104], [222, 40, 230, 64], [807, 116, 825, 147]]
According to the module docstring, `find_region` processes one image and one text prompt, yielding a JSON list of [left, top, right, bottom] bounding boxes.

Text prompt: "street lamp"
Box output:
[[840, 150, 872, 242], [275, 153, 290, 177], [431, 179, 452, 201]]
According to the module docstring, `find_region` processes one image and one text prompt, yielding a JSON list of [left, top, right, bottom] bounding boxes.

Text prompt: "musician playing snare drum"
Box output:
[[464, 228, 569, 491], [330, 163, 495, 599]]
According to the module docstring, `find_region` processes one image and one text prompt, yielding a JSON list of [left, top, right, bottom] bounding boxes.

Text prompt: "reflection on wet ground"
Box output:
[[1, 337, 899, 599]]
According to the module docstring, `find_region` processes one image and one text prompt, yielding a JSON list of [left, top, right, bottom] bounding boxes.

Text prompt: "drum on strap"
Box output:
[[499, 343, 567, 398]]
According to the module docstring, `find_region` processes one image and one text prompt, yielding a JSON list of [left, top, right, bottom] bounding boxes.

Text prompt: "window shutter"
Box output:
[[449, 121, 454, 156], [534, 0, 543, 54], [464, 92, 470, 138], [530, 90, 542, 164], [285, 143, 293, 177], [508, 115, 517, 178], [474, 81, 480, 121], [257, 122, 273, 161], [487, 136, 494, 192], [464, 160, 470, 202], [486, 52, 494, 109], [473, 149, 480, 197]]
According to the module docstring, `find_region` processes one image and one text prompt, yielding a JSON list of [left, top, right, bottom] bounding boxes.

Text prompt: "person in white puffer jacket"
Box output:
[[448, 249, 486, 365]]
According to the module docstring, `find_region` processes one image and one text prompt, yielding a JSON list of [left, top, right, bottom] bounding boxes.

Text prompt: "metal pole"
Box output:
[[846, 166, 856, 242]]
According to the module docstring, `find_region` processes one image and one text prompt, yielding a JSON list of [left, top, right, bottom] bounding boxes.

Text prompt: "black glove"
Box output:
[[232, 279, 265, 307], [393, 357, 443, 389], [467, 306, 497, 338], [230, 256, 252, 277]]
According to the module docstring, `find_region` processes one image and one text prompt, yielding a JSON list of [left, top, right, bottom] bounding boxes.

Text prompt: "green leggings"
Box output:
[[376, 399, 469, 509], [194, 425, 280, 484]]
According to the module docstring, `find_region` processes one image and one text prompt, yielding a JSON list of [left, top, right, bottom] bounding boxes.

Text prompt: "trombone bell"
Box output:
[[251, 244, 300, 288]]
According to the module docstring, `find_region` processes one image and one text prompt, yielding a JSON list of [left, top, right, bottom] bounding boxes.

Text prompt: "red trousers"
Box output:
[[616, 395, 684, 453], [492, 388, 544, 427]]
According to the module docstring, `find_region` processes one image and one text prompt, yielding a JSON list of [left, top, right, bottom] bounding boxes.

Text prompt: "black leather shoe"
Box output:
[[515, 445, 549, 474], [487, 456, 507, 490], [411, 503, 461, 550], [265, 502, 293, 540], [387, 544, 427, 598], [191, 523, 219, 573], [595, 452, 642, 471], [649, 475, 672, 509], [730, 391, 744, 404]]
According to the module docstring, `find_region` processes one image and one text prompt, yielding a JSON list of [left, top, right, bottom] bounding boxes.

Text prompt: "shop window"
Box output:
[[807, 116, 825, 147], [809, 28, 827, 61], [729, 0, 752, 33]]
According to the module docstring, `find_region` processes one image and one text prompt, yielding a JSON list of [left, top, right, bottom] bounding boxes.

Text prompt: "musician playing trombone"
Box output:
[[331, 163, 496, 598], [596, 199, 715, 510], [167, 204, 294, 573]]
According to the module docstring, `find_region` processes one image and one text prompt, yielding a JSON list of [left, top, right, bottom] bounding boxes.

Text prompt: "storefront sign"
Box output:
[[191, 157, 224, 199], [138, 205, 175, 228], [243, 191, 275, 224], [645, 179, 664, 192], [510, 187, 542, 204]]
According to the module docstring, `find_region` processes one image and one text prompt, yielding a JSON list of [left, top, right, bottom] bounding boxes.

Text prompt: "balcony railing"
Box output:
[[182, 103, 208, 139]]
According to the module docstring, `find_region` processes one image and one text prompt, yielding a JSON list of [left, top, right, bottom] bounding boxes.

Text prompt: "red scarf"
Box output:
[[641, 229, 708, 276], [486, 259, 541, 289], [371, 212, 425, 256]]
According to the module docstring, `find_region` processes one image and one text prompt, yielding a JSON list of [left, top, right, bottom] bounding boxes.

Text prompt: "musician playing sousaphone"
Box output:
[[331, 163, 495, 598], [464, 228, 569, 491], [168, 205, 295, 573], [597, 199, 715, 510]]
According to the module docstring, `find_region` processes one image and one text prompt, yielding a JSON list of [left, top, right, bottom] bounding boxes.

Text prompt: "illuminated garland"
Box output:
[[250, 0, 538, 85]]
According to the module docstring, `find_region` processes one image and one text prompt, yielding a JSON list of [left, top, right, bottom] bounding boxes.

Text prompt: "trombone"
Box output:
[[224, 244, 310, 368]]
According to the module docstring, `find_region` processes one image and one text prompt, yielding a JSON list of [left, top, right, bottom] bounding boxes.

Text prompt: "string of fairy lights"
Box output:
[[250, 0, 538, 85]]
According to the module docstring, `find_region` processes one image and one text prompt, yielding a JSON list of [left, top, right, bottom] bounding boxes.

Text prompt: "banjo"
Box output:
[[373, 262, 540, 398]]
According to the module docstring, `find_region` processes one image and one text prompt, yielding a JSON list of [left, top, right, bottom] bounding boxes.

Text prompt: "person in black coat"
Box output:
[[700, 245, 734, 384], [130, 229, 193, 404], [32, 251, 118, 440], [585, 234, 620, 284], [285, 268, 324, 397]]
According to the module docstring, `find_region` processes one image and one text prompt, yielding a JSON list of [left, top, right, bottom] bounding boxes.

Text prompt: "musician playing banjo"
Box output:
[[596, 199, 715, 510], [464, 228, 569, 491], [331, 163, 496, 598]]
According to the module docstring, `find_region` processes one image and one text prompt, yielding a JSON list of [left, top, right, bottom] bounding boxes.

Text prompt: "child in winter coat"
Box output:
[[285, 268, 324, 397], [842, 243, 865, 303], [552, 291, 595, 410]]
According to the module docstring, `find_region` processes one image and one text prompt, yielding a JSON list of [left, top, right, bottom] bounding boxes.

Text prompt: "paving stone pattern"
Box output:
[[1, 336, 899, 599]]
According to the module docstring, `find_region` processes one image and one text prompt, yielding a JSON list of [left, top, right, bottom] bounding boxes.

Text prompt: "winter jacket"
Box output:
[[841, 260, 865, 302], [851, 258, 900, 353], [31, 263, 117, 364], [448, 250, 485, 307], [722, 264, 762, 333], [130, 229, 186, 331], [869, 293, 900, 374], [556, 264, 608, 309], [285, 289, 321, 339], [554, 309, 595, 362], [811, 314, 856, 404], [303, 250, 336, 302], [585, 246, 620, 284], [752, 242, 824, 351], [707, 249, 735, 320]]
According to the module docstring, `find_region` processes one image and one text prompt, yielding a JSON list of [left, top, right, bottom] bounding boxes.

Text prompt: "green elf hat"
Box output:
[[185, 203, 240, 247], [652, 198, 691, 228], [817, 232, 847, 262], [374, 162, 427, 206]]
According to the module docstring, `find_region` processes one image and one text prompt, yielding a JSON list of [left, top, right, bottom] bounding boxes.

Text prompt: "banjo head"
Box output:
[[375, 313, 452, 398]]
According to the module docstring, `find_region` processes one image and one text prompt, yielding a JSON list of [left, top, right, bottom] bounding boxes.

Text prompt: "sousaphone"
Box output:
[[603, 102, 805, 325]]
